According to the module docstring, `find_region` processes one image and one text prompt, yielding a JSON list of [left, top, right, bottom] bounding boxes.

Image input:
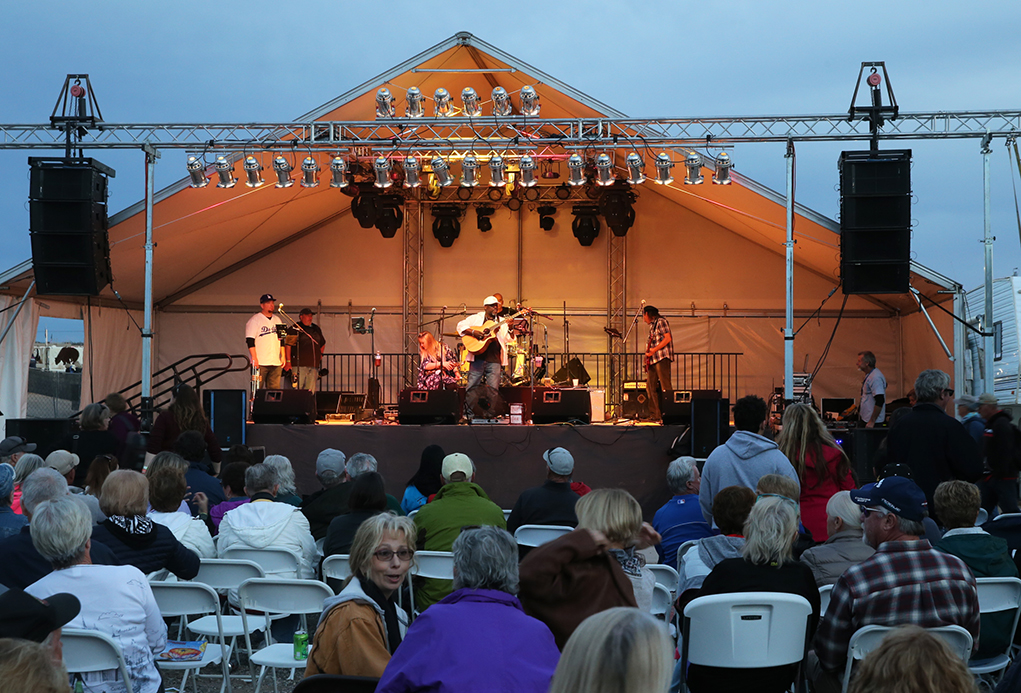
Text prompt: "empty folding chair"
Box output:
[[969, 577, 1021, 683], [222, 547, 301, 578], [150, 581, 233, 693], [409, 550, 455, 616], [188, 558, 266, 681], [61, 628, 135, 693], [513, 524, 573, 548]]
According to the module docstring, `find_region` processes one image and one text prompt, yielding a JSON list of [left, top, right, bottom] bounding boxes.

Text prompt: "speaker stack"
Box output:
[[29, 158, 114, 296], [661, 390, 731, 458], [202, 389, 247, 446], [839, 150, 912, 295]]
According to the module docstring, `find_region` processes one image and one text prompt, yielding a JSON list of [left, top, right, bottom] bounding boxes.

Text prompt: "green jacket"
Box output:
[[412, 482, 506, 610]]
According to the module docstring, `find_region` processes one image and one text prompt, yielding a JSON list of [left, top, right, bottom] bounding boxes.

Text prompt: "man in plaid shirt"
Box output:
[[643, 305, 673, 422], [809, 476, 979, 692]]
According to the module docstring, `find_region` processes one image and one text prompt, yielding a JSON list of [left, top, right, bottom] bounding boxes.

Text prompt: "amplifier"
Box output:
[[662, 397, 730, 457], [623, 381, 649, 420]]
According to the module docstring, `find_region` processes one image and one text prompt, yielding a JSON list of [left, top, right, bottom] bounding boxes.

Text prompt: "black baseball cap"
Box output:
[[0, 436, 36, 456], [0, 590, 80, 642], [259, 294, 275, 304], [299, 308, 313, 316]]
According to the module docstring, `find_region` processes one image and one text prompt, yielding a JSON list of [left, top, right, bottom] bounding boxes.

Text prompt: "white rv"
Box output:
[[964, 276, 1021, 409]]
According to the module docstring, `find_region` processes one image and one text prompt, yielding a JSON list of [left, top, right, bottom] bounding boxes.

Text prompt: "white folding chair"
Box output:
[[188, 558, 266, 681], [841, 624, 973, 693], [991, 513, 1021, 523], [976, 508, 989, 526], [150, 581, 233, 693], [648, 563, 680, 600], [238, 578, 335, 693], [513, 524, 573, 548], [819, 583, 833, 616], [650, 583, 673, 618], [61, 628, 135, 693], [409, 550, 455, 616], [676, 539, 699, 566], [502, 509, 512, 522], [222, 547, 301, 578], [681, 592, 812, 693], [970, 577, 1021, 681], [321, 554, 353, 583], [408, 508, 419, 520]]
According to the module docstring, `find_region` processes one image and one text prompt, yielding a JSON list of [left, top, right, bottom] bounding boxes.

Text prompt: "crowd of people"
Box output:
[[1, 363, 1020, 692]]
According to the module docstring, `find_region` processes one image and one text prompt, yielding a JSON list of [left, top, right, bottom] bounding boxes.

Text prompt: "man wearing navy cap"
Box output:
[[246, 293, 286, 388], [809, 476, 980, 692]]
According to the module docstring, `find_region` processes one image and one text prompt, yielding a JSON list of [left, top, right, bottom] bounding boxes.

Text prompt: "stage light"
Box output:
[[375, 195, 404, 238], [555, 184, 571, 200], [476, 205, 495, 232], [567, 154, 586, 186], [520, 85, 540, 116], [599, 189, 636, 237], [492, 87, 512, 116], [595, 153, 614, 186], [432, 205, 462, 247], [461, 154, 480, 187], [403, 156, 421, 188], [273, 156, 294, 188], [506, 196, 523, 212], [519, 155, 537, 187], [654, 153, 674, 185], [373, 156, 393, 189], [300, 156, 320, 188], [524, 187, 540, 202], [214, 156, 236, 188], [487, 186, 504, 201], [376, 88, 396, 119], [431, 157, 453, 186], [434, 88, 453, 117], [684, 152, 704, 185], [626, 153, 646, 185], [329, 157, 349, 188], [187, 156, 209, 188], [243, 156, 264, 188], [489, 155, 507, 187], [456, 186, 473, 201], [461, 87, 482, 117], [537, 205, 556, 231], [571, 205, 601, 246], [713, 151, 733, 185], [351, 190, 378, 229], [406, 86, 425, 118]]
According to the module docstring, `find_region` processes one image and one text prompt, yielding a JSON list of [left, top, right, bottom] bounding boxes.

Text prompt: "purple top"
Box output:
[[210, 497, 250, 529]]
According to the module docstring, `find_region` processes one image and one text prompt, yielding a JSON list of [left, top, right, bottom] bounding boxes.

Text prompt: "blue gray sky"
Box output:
[[3, 1, 1020, 341]]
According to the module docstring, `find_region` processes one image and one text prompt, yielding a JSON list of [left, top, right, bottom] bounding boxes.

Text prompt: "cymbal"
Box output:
[[442, 332, 460, 338]]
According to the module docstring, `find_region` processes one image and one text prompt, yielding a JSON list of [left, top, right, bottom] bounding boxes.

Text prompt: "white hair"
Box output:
[[21, 468, 68, 518], [346, 453, 378, 478], [30, 495, 92, 569], [263, 455, 296, 495], [665, 457, 698, 495], [826, 491, 862, 530]]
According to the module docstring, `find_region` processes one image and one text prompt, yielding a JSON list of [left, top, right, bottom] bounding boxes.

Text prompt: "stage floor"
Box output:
[[246, 422, 683, 519]]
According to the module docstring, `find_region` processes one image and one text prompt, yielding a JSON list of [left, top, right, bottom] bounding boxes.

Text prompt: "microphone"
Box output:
[[640, 299, 646, 306], [278, 303, 284, 312], [442, 305, 447, 310]]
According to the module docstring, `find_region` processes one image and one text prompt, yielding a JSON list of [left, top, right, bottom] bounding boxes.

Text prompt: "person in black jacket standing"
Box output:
[[885, 369, 982, 525], [977, 393, 1021, 515]]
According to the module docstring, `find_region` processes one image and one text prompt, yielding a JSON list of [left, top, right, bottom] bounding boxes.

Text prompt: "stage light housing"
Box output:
[[684, 152, 704, 185], [520, 85, 540, 116], [567, 153, 586, 186], [599, 188, 637, 237], [476, 205, 495, 232], [434, 88, 453, 117], [406, 86, 425, 118], [523, 187, 540, 202], [431, 156, 453, 187], [519, 155, 537, 187], [300, 156, 320, 188], [487, 187, 504, 201], [654, 153, 674, 185], [273, 156, 294, 188], [492, 86, 512, 116], [506, 197, 523, 212], [555, 184, 571, 200], [571, 205, 601, 246], [214, 156, 236, 188], [537, 205, 556, 231], [375, 195, 404, 238], [375, 88, 396, 119], [626, 153, 646, 185], [187, 156, 209, 188], [243, 156, 264, 187], [461, 154, 480, 187], [489, 155, 507, 187], [329, 157, 349, 188], [713, 151, 733, 185], [351, 190, 378, 229], [595, 153, 615, 186], [403, 156, 421, 188], [373, 156, 393, 189], [432, 204, 462, 247], [461, 87, 482, 117]]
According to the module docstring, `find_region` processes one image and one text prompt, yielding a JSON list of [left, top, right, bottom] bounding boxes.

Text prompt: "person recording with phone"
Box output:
[[457, 296, 511, 393]]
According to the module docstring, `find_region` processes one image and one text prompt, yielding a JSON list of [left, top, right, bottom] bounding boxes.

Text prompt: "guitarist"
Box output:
[[644, 305, 673, 422], [457, 296, 511, 393]]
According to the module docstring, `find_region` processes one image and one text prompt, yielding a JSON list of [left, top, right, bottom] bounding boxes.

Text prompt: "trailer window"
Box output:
[[995, 321, 1003, 361]]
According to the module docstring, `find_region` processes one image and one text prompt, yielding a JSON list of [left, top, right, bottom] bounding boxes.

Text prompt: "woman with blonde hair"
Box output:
[[848, 625, 977, 693], [0, 638, 70, 693], [416, 331, 458, 389], [549, 607, 672, 693], [776, 403, 855, 540]]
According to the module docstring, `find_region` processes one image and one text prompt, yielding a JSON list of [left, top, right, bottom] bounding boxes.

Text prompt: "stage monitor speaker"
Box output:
[[466, 385, 508, 419], [838, 149, 912, 295], [251, 389, 315, 424], [661, 395, 730, 457], [552, 357, 591, 386], [398, 389, 460, 425], [623, 381, 649, 419], [3, 418, 77, 459], [29, 158, 113, 296], [202, 389, 247, 447], [531, 387, 591, 424]]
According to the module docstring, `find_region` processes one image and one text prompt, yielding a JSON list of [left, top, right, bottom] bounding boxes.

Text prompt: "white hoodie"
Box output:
[[149, 510, 216, 559], [216, 499, 317, 579]]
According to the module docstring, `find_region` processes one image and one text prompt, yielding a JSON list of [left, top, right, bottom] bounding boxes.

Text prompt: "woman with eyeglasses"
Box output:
[[305, 513, 417, 678]]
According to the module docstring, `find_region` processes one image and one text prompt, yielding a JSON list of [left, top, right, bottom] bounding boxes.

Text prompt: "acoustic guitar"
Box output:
[[461, 309, 529, 354]]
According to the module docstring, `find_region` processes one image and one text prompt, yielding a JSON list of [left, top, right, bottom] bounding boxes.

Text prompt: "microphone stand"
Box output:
[[620, 303, 645, 383], [563, 301, 570, 361]]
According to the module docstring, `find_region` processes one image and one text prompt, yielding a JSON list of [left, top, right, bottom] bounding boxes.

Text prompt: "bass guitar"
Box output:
[[461, 308, 530, 354]]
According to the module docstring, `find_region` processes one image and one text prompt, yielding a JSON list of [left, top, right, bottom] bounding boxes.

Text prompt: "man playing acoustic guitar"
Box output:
[[457, 295, 512, 393]]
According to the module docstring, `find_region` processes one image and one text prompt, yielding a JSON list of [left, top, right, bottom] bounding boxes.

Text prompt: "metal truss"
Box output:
[[606, 234, 626, 418], [402, 200, 424, 388], [2, 111, 1020, 152]]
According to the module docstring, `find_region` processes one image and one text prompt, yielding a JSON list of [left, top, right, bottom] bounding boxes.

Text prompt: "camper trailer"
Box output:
[[964, 276, 1021, 415]]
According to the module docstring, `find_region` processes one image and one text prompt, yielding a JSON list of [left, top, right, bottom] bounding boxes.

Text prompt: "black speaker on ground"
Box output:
[[202, 389, 247, 447], [531, 387, 591, 424], [552, 357, 591, 386], [466, 385, 508, 419], [398, 389, 460, 425], [29, 158, 114, 296], [661, 395, 730, 457], [839, 149, 912, 295], [251, 389, 315, 424], [623, 381, 649, 419], [3, 418, 77, 459]]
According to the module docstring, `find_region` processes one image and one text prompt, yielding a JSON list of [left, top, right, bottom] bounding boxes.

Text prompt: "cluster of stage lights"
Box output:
[[374, 85, 540, 119]]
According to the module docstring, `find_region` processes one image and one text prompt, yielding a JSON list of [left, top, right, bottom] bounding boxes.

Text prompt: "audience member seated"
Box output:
[[0, 586, 81, 669], [413, 453, 506, 610], [144, 451, 190, 513], [585, 489, 659, 612], [377, 526, 560, 693], [685, 496, 821, 693], [11, 452, 44, 514], [105, 391, 141, 460], [264, 455, 302, 506], [776, 403, 856, 540], [548, 608, 672, 693], [347, 453, 404, 515], [210, 462, 250, 530], [755, 473, 816, 557], [847, 625, 978, 693], [175, 430, 226, 513], [217, 463, 317, 579], [45, 450, 103, 522], [83, 453, 118, 501], [699, 395, 799, 527], [222, 443, 255, 468], [0, 638, 71, 693], [90, 470, 200, 579], [148, 467, 215, 559], [677, 486, 757, 606], [0, 464, 28, 539], [26, 494, 167, 693], [810, 476, 980, 693], [934, 479, 1018, 659], [873, 463, 943, 544], [0, 435, 36, 470], [305, 514, 416, 678], [325, 471, 387, 557], [401, 444, 445, 515], [653, 456, 714, 567], [57, 403, 120, 487], [302, 449, 350, 539], [147, 383, 222, 469], [507, 447, 581, 535], [799, 491, 875, 586], [0, 469, 119, 590]]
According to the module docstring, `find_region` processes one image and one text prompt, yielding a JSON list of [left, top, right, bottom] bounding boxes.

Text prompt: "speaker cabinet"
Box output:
[[623, 381, 649, 419], [3, 418, 77, 459], [398, 389, 461, 425], [251, 389, 315, 424], [839, 149, 912, 295], [552, 357, 592, 385], [202, 389, 247, 447], [661, 395, 730, 457], [531, 387, 591, 424]]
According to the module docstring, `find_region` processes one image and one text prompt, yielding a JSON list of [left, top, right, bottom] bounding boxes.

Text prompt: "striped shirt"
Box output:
[[646, 316, 673, 365]]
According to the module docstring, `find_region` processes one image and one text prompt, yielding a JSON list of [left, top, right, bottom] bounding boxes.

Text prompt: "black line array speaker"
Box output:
[[661, 395, 730, 457], [839, 149, 912, 295], [251, 389, 315, 424], [3, 418, 78, 459], [29, 158, 114, 296], [531, 387, 591, 424], [202, 389, 247, 447], [398, 389, 460, 425]]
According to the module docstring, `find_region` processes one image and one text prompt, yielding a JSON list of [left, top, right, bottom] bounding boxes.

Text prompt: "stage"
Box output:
[[246, 422, 684, 519]]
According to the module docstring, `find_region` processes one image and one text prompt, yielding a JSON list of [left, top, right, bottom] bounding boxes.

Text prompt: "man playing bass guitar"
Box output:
[[457, 295, 512, 393]]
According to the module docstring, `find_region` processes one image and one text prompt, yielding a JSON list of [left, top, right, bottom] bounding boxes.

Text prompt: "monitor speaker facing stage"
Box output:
[[398, 389, 461, 425], [251, 389, 315, 424], [531, 387, 591, 424]]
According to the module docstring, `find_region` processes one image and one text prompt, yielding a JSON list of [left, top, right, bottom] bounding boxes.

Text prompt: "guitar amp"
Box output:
[[623, 381, 648, 420]]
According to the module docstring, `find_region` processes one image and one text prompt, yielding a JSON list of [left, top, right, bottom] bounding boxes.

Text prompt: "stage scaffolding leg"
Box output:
[[402, 198, 423, 389], [607, 233, 627, 418], [982, 135, 995, 394], [141, 143, 159, 429], [783, 140, 795, 402]]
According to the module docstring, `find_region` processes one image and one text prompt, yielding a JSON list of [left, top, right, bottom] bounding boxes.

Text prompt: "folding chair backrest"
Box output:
[[843, 625, 973, 693], [648, 564, 680, 596], [151, 581, 220, 618], [322, 554, 353, 582], [684, 592, 812, 668], [61, 628, 135, 693], [819, 583, 833, 615], [513, 524, 573, 548], [238, 577, 334, 615], [502, 509, 512, 522], [676, 539, 699, 566], [976, 577, 1021, 654], [193, 558, 265, 589], [223, 547, 299, 577], [650, 583, 672, 617], [412, 551, 455, 579]]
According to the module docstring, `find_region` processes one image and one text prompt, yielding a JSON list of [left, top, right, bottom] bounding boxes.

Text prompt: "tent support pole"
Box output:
[[0, 280, 35, 352], [141, 143, 159, 430], [982, 134, 995, 394], [784, 140, 795, 401]]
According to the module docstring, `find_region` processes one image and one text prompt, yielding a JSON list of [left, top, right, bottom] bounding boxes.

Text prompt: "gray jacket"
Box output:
[[799, 528, 875, 586], [698, 430, 799, 525]]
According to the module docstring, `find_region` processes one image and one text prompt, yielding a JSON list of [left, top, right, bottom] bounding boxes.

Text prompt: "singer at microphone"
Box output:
[[642, 302, 673, 423], [246, 292, 286, 389]]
